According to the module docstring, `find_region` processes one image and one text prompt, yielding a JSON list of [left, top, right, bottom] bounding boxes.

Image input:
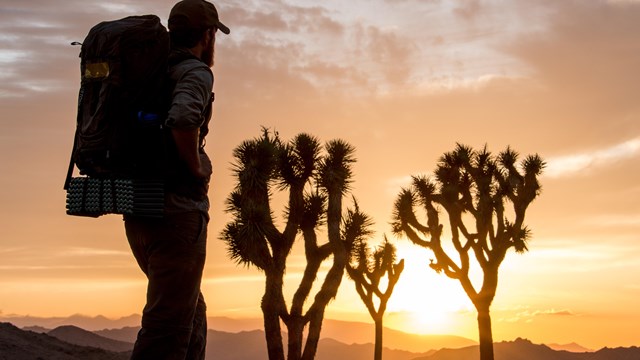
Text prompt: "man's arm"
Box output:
[[166, 62, 214, 180], [171, 128, 209, 179]]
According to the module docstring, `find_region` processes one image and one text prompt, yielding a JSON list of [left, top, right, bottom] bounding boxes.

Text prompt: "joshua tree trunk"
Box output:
[[263, 274, 285, 360], [300, 189, 348, 359], [476, 303, 494, 360], [301, 309, 325, 360], [374, 318, 383, 360], [287, 315, 304, 360]]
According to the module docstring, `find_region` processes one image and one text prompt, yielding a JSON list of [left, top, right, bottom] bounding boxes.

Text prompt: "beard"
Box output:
[[202, 38, 215, 67]]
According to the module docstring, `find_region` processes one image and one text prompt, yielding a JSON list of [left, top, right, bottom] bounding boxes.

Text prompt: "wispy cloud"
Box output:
[[499, 307, 577, 323], [0, 49, 27, 64], [204, 275, 264, 284], [63, 247, 130, 257], [582, 214, 640, 228], [0, 279, 144, 291], [0, 246, 132, 273], [0, 264, 129, 271], [545, 137, 640, 178], [410, 73, 525, 95], [97, 3, 142, 14], [521, 241, 640, 274]]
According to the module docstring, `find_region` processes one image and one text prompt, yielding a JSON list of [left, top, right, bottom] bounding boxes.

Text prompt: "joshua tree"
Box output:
[[221, 129, 369, 360], [391, 144, 545, 360], [347, 235, 404, 360]]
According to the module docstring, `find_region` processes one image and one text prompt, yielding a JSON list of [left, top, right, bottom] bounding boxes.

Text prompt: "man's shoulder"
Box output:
[[171, 57, 210, 71], [170, 58, 212, 83]]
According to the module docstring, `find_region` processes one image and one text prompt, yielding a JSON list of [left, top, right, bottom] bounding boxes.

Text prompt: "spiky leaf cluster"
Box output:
[[342, 199, 374, 250], [222, 130, 281, 269], [318, 140, 355, 194]]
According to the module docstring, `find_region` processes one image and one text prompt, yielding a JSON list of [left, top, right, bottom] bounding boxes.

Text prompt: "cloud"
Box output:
[[507, 0, 640, 112], [0, 2, 106, 98], [521, 241, 640, 275], [204, 275, 265, 284], [536, 309, 575, 316], [582, 214, 640, 228], [499, 308, 577, 323], [352, 24, 417, 90], [223, 7, 289, 33], [0, 246, 134, 278], [1, 246, 129, 259], [544, 137, 640, 178], [63, 247, 131, 257], [0, 279, 144, 292], [454, 0, 483, 21], [97, 3, 142, 14], [217, 2, 420, 96]]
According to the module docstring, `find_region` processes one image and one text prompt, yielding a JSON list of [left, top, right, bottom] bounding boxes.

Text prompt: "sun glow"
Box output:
[[385, 245, 475, 335]]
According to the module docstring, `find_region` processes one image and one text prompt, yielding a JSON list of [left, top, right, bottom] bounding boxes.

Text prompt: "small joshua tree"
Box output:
[[391, 144, 545, 360], [347, 235, 404, 360]]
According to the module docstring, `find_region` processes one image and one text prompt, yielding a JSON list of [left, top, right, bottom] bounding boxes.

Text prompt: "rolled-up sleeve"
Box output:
[[166, 65, 213, 130]]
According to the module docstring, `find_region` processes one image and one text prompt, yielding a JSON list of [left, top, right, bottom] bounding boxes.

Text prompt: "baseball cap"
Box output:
[[169, 0, 230, 35]]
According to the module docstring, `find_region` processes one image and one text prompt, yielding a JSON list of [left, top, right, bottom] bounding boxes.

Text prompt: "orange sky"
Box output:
[[1, 0, 639, 350]]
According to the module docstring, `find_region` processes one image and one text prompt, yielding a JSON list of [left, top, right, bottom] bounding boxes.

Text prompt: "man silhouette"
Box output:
[[124, 1, 229, 359]]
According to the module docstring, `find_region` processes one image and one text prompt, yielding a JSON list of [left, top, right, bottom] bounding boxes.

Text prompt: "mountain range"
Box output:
[[414, 338, 640, 360], [4, 315, 475, 353], [1, 315, 639, 360], [0, 322, 129, 360]]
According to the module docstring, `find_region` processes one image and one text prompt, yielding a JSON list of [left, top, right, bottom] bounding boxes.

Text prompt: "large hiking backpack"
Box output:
[[64, 15, 171, 218]]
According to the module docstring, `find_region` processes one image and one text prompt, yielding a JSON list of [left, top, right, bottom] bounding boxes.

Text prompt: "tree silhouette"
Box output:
[[347, 235, 404, 360], [221, 129, 369, 360], [391, 144, 545, 360]]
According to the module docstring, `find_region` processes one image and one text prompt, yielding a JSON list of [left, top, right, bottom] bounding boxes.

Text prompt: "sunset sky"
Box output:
[[1, 0, 639, 351]]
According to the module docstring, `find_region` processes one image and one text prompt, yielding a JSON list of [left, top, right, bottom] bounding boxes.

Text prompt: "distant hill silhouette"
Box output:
[[319, 319, 475, 353], [1, 314, 141, 331], [21, 325, 50, 333], [547, 342, 593, 353], [208, 316, 264, 332], [94, 326, 140, 343], [0, 322, 129, 360], [317, 338, 433, 360], [411, 338, 640, 360], [48, 325, 133, 352], [206, 329, 268, 359]]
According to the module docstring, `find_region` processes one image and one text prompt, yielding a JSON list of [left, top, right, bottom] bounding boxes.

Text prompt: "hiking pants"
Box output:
[[124, 211, 208, 360]]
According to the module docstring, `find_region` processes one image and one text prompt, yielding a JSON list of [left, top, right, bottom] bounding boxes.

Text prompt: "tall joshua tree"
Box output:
[[347, 235, 404, 360], [221, 129, 369, 360], [391, 144, 545, 360]]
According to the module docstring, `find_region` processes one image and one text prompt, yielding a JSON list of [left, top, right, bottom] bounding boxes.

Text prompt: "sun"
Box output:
[[384, 245, 474, 335]]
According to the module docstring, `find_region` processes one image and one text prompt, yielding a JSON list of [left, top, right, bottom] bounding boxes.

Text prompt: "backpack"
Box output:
[[64, 15, 171, 218]]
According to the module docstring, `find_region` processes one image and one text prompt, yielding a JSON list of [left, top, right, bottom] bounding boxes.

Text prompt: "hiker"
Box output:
[[123, 1, 229, 359]]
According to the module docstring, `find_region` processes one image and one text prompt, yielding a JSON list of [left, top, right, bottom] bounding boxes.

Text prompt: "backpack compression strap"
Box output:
[[64, 128, 79, 190]]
